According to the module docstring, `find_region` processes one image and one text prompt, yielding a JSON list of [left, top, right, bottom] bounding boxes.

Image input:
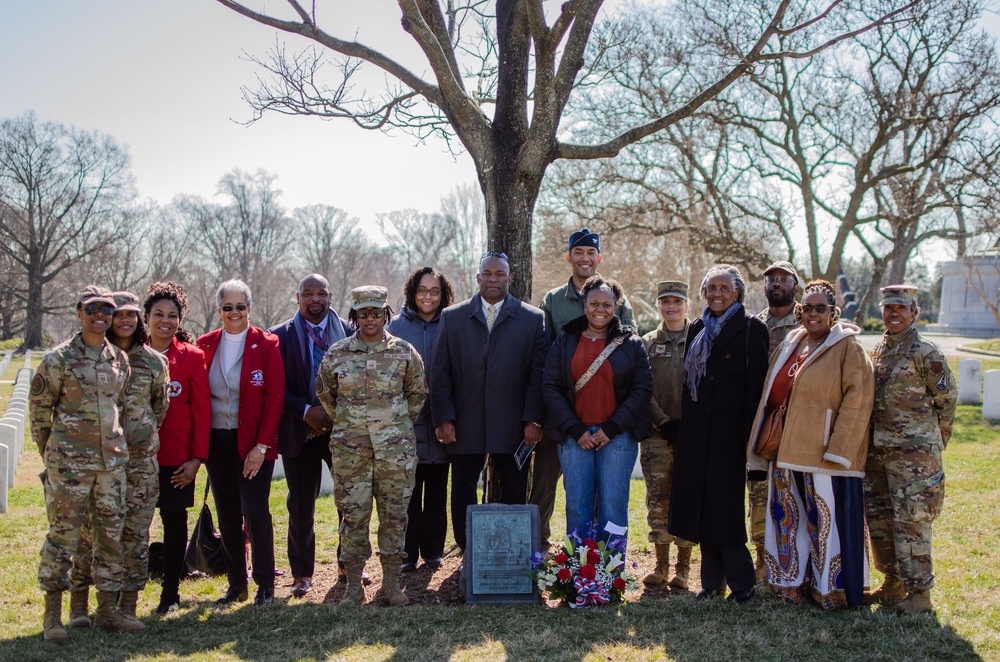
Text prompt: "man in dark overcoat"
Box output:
[[430, 252, 549, 553]]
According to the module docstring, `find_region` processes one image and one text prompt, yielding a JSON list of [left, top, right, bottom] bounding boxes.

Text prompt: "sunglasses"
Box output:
[[765, 275, 795, 285], [800, 304, 831, 314], [356, 309, 385, 321], [83, 303, 115, 316], [221, 303, 248, 313], [481, 250, 509, 262]]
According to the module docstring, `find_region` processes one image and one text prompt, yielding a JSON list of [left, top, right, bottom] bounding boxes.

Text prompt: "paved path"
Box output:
[[856, 333, 991, 359]]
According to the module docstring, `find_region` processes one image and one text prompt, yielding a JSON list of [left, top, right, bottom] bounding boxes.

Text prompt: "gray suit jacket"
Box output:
[[430, 293, 549, 455]]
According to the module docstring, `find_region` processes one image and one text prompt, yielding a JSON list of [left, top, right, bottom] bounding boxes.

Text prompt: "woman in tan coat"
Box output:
[[747, 280, 874, 609]]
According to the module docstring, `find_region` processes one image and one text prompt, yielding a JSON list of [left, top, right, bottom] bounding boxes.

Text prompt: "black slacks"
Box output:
[[699, 541, 755, 594], [404, 462, 450, 562], [283, 436, 333, 578], [450, 453, 528, 552], [205, 429, 275, 590]]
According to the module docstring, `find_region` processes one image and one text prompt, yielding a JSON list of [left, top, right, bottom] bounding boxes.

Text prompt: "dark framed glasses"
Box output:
[[800, 304, 830, 314], [221, 303, 248, 313], [83, 303, 115, 316]]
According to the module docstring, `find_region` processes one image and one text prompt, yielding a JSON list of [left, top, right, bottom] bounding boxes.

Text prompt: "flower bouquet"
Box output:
[[529, 524, 638, 608]]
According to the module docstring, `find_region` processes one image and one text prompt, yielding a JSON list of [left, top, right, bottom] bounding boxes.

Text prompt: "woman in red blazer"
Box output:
[[143, 281, 211, 614], [197, 279, 285, 606]]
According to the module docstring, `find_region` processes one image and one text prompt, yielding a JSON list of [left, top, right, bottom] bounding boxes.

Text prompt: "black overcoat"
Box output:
[[667, 305, 769, 545], [430, 293, 550, 455]]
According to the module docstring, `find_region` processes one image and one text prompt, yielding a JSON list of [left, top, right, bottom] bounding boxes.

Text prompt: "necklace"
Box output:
[[582, 329, 607, 341]]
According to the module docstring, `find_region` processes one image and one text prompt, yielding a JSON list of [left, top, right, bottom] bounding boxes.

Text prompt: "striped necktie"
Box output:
[[307, 324, 327, 374]]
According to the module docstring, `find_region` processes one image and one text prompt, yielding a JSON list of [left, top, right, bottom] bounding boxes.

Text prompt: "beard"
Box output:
[[765, 287, 795, 308]]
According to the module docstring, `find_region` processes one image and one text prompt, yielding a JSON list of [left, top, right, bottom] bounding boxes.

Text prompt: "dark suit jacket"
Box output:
[[430, 293, 549, 455], [269, 311, 352, 458]]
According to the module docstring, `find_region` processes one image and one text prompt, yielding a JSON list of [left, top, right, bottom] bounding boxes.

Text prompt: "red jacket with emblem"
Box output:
[[157, 336, 212, 466], [197, 325, 285, 461]]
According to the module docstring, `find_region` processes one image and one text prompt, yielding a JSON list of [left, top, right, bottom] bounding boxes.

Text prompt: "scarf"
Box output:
[[683, 302, 743, 402]]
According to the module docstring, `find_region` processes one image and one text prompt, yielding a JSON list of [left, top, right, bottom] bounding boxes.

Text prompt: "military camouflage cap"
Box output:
[[111, 291, 142, 313], [656, 280, 689, 301], [78, 285, 116, 308], [880, 284, 919, 306], [763, 260, 799, 282], [351, 285, 388, 310]]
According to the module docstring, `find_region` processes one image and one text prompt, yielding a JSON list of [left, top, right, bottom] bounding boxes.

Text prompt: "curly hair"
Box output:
[[348, 305, 395, 330], [144, 281, 195, 344], [581, 274, 624, 308], [699, 264, 746, 304], [794, 279, 841, 325], [401, 267, 456, 315]]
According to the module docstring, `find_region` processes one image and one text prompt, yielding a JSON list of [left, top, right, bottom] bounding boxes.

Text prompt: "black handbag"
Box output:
[[184, 478, 227, 577]]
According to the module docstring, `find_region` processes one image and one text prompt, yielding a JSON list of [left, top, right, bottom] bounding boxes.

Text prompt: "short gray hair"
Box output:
[[215, 279, 253, 308], [699, 264, 746, 304]]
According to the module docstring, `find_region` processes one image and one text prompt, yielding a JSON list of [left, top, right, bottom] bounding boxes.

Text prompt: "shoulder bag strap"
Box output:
[[574, 335, 627, 393]]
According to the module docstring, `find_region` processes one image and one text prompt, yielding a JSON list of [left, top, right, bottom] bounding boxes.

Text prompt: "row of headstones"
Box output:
[[957, 359, 1000, 419], [0, 352, 11, 380], [1, 367, 34, 514]]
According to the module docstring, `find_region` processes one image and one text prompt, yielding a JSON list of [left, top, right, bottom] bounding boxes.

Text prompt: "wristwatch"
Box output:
[[255, 444, 267, 455]]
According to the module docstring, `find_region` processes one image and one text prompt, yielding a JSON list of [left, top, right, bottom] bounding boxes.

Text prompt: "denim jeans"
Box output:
[[557, 431, 638, 543]]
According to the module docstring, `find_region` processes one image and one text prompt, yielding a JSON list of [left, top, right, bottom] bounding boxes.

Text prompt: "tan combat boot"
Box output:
[[94, 590, 144, 632], [68, 588, 91, 628], [669, 546, 692, 590], [381, 556, 409, 607], [754, 544, 767, 583], [42, 591, 67, 644], [341, 563, 366, 605], [863, 572, 906, 606], [643, 543, 671, 586], [118, 590, 146, 631], [895, 588, 932, 614]]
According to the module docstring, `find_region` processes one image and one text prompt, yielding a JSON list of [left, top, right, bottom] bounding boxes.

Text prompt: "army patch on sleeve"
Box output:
[[930, 361, 944, 374], [30, 373, 46, 396], [936, 373, 949, 392]]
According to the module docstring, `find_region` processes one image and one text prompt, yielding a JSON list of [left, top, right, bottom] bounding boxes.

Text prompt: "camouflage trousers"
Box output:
[[39, 466, 126, 593], [70, 457, 159, 591], [332, 444, 416, 563], [864, 443, 945, 590], [747, 477, 768, 546], [639, 440, 693, 547]]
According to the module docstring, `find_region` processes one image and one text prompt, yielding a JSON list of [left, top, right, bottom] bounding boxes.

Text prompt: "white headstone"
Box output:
[[984, 370, 1000, 420], [1, 418, 22, 457], [319, 464, 334, 495], [272, 456, 285, 480], [0, 426, 14, 484], [0, 443, 7, 514], [959, 359, 983, 404]]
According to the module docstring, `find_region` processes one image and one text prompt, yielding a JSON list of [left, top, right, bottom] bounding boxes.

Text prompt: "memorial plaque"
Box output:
[[464, 503, 539, 604]]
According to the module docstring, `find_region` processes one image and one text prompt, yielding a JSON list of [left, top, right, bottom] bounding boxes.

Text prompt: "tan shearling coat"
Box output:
[[747, 322, 874, 478]]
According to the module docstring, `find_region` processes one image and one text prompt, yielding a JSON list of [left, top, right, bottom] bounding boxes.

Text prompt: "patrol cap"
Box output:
[[656, 280, 688, 301], [351, 285, 389, 310], [78, 285, 116, 308], [880, 284, 919, 306], [568, 227, 600, 253], [111, 291, 142, 313], [763, 260, 798, 282]]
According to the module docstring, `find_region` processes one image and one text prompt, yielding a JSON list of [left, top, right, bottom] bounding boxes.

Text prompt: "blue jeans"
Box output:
[[557, 432, 638, 543]]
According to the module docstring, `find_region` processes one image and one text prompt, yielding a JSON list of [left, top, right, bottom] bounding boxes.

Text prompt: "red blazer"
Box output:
[[157, 336, 211, 466], [197, 325, 285, 461]]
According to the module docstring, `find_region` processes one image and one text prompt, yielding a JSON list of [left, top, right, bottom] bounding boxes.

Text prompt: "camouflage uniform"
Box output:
[[316, 331, 426, 562], [30, 333, 130, 593], [866, 324, 956, 591], [70, 342, 170, 591]]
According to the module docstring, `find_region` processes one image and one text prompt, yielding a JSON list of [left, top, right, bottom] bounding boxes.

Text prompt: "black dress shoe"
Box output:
[[696, 588, 724, 600], [401, 560, 417, 573], [253, 586, 274, 606], [216, 586, 249, 605], [424, 556, 444, 569], [727, 586, 755, 604]]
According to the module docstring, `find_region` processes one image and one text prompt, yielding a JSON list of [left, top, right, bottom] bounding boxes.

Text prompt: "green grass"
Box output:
[[967, 338, 1000, 354], [0, 362, 998, 660]]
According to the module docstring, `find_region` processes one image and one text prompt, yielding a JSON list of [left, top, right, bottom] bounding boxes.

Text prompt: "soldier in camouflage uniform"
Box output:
[[29, 286, 137, 642], [751, 261, 800, 581], [316, 286, 426, 606], [68, 291, 170, 630], [640, 280, 696, 590], [865, 285, 957, 614]]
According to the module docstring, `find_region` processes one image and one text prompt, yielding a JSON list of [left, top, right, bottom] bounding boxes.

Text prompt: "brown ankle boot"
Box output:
[[895, 588, 932, 614], [381, 556, 409, 607], [643, 543, 671, 586], [118, 590, 146, 630], [863, 572, 906, 605], [669, 546, 692, 590], [68, 588, 91, 628], [94, 590, 144, 632], [42, 591, 67, 644], [341, 563, 365, 605]]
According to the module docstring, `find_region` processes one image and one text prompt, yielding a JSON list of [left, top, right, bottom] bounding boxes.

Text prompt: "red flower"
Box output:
[[557, 568, 572, 581], [579, 564, 597, 580], [587, 549, 601, 565], [613, 577, 627, 591], [554, 553, 569, 565], [582, 539, 599, 550]]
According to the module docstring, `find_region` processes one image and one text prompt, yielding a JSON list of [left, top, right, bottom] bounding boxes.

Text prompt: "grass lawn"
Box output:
[[967, 338, 1000, 354], [0, 357, 996, 660]]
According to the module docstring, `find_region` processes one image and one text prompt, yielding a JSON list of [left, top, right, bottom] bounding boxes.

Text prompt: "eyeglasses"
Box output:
[[765, 275, 795, 285], [800, 304, 830, 314], [356, 309, 384, 320], [221, 303, 248, 313], [83, 303, 115, 316], [416, 288, 441, 297], [481, 251, 509, 262]]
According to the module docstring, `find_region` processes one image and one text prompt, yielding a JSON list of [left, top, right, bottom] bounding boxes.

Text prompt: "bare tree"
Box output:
[[214, 0, 915, 299], [440, 182, 486, 299], [0, 112, 135, 348], [377, 208, 457, 276]]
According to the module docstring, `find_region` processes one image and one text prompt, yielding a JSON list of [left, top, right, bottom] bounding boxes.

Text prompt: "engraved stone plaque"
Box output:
[[464, 503, 539, 604]]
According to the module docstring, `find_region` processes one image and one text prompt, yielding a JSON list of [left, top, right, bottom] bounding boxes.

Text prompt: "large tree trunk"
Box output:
[[23, 262, 44, 349]]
